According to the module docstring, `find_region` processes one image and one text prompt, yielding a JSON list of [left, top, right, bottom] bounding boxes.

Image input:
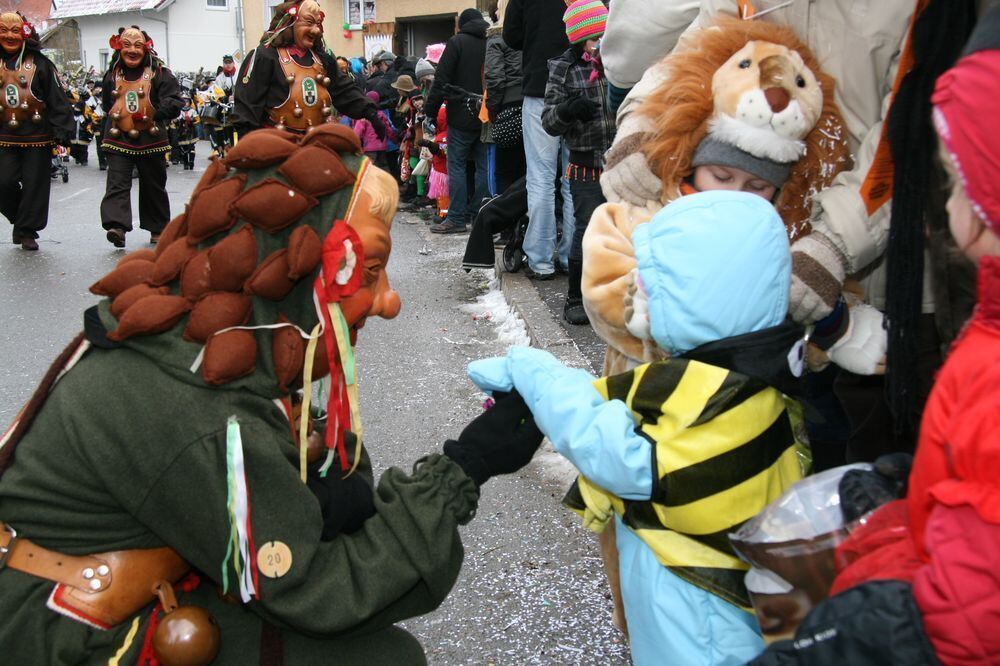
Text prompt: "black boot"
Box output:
[[563, 259, 590, 325]]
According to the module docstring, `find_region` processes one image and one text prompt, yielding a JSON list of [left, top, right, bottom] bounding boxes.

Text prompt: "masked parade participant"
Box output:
[[99, 26, 182, 248], [0, 11, 74, 251], [232, 0, 385, 140], [0, 125, 543, 664], [208, 54, 238, 154]]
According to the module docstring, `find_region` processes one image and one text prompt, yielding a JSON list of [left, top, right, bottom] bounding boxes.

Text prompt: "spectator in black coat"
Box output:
[[425, 9, 490, 234]]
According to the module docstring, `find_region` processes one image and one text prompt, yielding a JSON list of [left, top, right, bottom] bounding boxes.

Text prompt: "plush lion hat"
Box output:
[[639, 18, 852, 240]]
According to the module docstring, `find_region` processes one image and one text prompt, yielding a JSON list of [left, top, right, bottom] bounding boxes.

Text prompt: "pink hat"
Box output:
[[563, 0, 607, 45], [933, 49, 1000, 234], [425, 43, 445, 64]]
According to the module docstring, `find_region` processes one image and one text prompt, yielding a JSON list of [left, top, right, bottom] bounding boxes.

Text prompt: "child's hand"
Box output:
[[557, 96, 600, 122], [827, 304, 887, 375], [623, 268, 651, 342]]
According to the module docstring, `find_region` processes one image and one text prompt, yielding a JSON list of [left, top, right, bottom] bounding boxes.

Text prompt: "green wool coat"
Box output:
[[0, 149, 479, 664], [0, 345, 477, 664]]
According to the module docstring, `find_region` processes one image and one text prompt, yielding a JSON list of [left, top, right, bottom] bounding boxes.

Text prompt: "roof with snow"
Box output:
[[0, 0, 54, 23], [50, 0, 170, 19]]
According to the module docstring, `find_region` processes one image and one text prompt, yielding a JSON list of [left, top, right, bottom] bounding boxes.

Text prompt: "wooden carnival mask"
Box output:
[[0, 13, 27, 54], [292, 0, 324, 52]]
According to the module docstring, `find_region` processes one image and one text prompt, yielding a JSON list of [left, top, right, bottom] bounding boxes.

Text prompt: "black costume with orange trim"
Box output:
[[232, 45, 373, 137], [98, 58, 182, 238], [0, 49, 74, 241]]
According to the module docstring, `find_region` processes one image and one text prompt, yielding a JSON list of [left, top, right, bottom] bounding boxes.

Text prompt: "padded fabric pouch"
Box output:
[[231, 179, 318, 234], [201, 329, 257, 385], [278, 145, 355, 197]]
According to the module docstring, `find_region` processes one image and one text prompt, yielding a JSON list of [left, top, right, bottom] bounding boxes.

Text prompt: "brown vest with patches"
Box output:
[[1, 55, 45, 128], [270, 47, 333, 132], [107, 66, 157, 138]]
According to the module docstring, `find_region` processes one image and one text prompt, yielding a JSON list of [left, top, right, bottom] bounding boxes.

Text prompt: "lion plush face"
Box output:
[[709, 41, 823, 164]]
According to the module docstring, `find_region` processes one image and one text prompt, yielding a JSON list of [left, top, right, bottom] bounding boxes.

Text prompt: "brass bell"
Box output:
[[137, 87, 145, 98], [321, 105, 332, 117], [7, 118, 19, 129], [18, 75, 27, 88], [111, 89, 119, 98], [275, 117, 286, 132], [286, 74, 295, 84], [292, 107, 303, 118], [108, 127, 121, 138], [128, 129, 140, 139], [149, 125, 160, 136], [321, 76, 330, 87], [151, 581, 221, 666], [31, 111, 41, 123], [111, 112, 121, 121], [19, 101, 28, 111]]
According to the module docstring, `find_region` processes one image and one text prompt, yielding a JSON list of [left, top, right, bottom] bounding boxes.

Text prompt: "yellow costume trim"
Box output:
[[299, 323, 322, 482], [107, 616, 141, 665]]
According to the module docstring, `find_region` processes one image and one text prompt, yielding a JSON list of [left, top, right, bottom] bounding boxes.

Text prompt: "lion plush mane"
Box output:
[[637, 18, 852, 241]]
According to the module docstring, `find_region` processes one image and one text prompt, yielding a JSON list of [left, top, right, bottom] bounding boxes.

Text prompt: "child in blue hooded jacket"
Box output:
[[469, 190, 808, 665]]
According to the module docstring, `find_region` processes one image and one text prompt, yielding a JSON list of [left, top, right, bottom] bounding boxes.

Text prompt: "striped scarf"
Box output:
[[563, 358, 807, 609]]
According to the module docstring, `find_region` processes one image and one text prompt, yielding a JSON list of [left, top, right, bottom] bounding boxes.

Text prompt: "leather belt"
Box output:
[[0, 521, 190, 629], [0, 521, 112, 591]]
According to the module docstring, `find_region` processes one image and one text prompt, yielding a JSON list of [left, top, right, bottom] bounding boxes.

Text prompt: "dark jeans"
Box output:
[[0, 145, 53, 239], [569, 177, 604, 263], [100, 151, 170, 233], [445, 126, 488, 227]]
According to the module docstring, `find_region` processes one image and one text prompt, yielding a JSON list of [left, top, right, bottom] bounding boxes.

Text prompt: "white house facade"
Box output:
[[51, 0, 243, 74]]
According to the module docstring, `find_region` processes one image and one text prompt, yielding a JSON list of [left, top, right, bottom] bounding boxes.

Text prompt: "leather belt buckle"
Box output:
[[0, 523, 17, 569]]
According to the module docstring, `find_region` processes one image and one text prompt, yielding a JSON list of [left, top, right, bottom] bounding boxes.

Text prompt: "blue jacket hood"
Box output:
[[632, 190, 791, 355]]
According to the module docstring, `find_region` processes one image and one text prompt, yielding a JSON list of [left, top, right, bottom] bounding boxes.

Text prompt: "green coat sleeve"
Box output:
[[133, 420, 478, 637]]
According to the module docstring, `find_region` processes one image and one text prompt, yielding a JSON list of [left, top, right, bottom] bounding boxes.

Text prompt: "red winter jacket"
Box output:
[[831, 256, 1000, 665]]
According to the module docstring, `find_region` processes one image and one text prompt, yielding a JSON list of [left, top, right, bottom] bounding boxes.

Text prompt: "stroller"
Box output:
[[50, 147, 69, 183], [462, 176, 528, 272]]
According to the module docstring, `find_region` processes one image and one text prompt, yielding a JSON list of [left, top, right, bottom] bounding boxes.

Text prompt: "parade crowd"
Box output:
[[1, 0, 999, 664]]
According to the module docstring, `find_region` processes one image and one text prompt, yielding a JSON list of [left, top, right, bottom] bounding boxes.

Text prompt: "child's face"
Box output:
[[938, 144, 997, 264], [583, 38, 599, 56], [692, 165, 776, 201]]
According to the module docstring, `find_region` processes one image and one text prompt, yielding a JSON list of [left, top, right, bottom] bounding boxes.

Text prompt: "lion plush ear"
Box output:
[[774, 69, 853, 241]]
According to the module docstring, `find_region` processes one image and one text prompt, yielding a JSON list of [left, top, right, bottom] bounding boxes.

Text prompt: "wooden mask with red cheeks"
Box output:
[[0, 13, 26, 54], [119, 28, 147, 68], [292, 0, 324, 51]]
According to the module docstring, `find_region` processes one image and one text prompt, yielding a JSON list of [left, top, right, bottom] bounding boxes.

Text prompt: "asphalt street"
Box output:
[[0, 145, 631, 665]]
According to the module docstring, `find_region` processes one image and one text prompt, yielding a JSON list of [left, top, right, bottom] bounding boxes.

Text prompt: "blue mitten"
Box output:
[[468, 347, 654, 499]]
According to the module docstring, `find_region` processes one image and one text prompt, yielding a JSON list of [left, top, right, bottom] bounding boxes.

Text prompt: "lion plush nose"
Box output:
[[764, 87, 790, 113]]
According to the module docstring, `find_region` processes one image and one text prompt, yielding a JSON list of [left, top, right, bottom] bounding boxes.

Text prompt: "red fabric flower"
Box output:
[[109, 34, 122, 50], [144, 38, 154, 50], [21, 23, 32, 38], [317, 221, 364, 303]]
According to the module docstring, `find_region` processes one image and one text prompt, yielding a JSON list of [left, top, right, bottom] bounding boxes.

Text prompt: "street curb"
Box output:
[[494, 254, 591, 370], [494, 254, 589, 486]]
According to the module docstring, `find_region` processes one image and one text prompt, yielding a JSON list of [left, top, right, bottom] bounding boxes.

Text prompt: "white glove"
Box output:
[[827, 304, 887, 375]]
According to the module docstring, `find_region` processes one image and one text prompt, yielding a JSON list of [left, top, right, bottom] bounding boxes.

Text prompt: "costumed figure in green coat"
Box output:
[[0, 125, 543, 665]]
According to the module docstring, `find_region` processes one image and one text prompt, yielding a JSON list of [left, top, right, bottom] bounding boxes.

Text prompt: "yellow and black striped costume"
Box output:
[[563, 358, 806, 609]]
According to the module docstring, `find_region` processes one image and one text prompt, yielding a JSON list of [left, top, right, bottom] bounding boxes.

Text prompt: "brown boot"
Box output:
[[106, 228, 126, 248]]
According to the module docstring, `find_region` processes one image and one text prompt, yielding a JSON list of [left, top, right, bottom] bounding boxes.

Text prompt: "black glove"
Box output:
[[557, 96, 600, 123], [367, 112, 387, 141], [443, 391, 544, 487], [839, 453, 913, 523], [305, 432, 376, 540]]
